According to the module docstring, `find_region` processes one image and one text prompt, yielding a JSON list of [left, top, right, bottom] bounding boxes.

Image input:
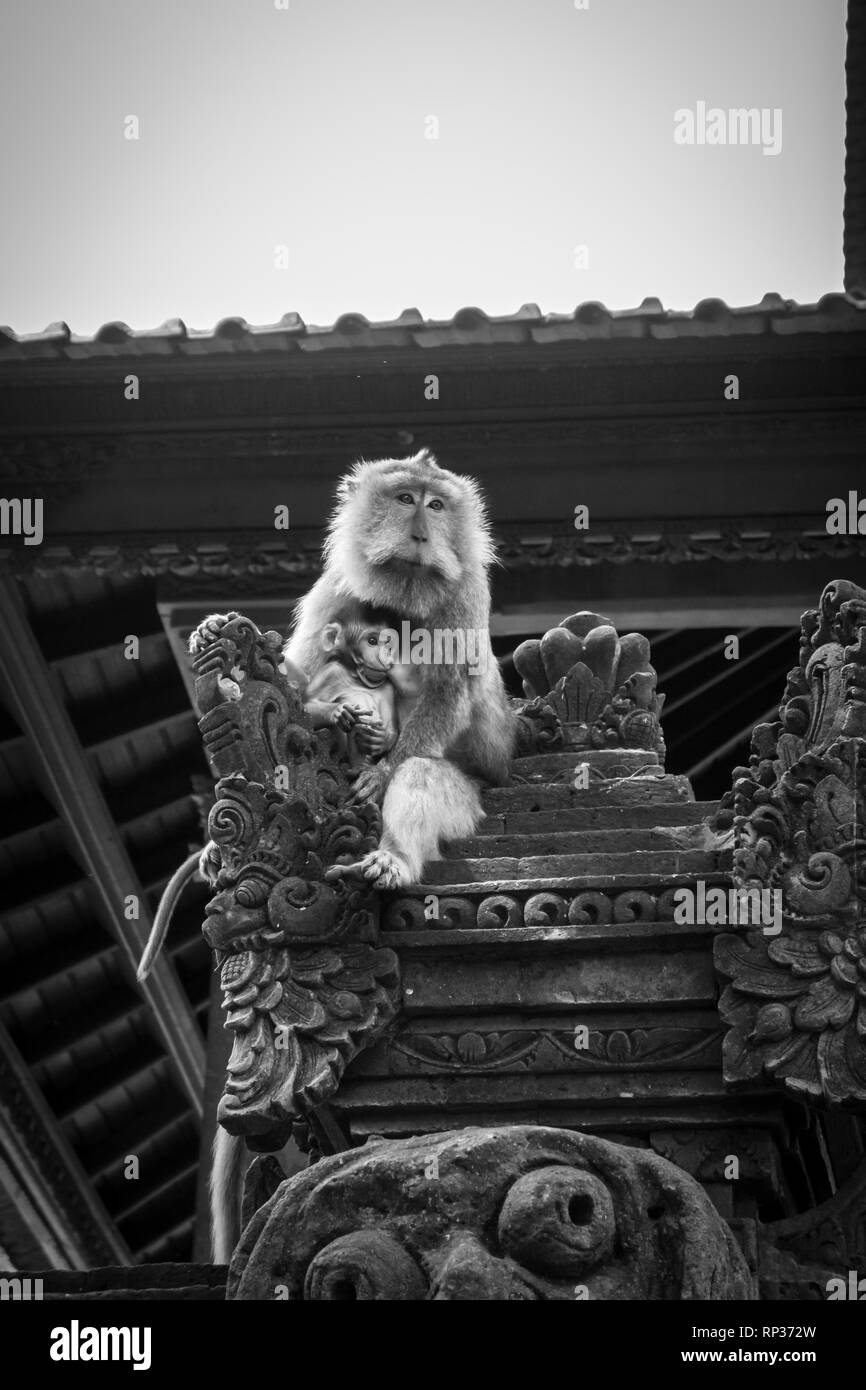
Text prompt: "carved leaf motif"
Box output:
[[192, 612, 400, 1135], [606, 1030, 631, 1063], [393, 1031, 536, 1072], [456, 1032, 486, 1064], [716, 593, 866, 1106]]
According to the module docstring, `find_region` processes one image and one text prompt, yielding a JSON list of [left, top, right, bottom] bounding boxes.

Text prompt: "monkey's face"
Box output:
[[357, 626, 395, 675], [326, 453, 495, 620], [365, 479, 462, 586]]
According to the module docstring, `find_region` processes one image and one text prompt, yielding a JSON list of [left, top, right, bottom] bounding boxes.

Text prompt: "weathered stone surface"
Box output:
[[451, 825, 709, 858], [482, 775, 695, 814], [183, 606, 807, 1291], [714, 579, 866, 1106], [512, 749, 660, 780], [424, 848, 729, 884], [227, 1126, 754, 1300], [382, 875, 731, 937], [513, 615, 666, 760], [490, 801, 718, 834], [189, 612, 400, 1136], [398, 949, 717, 1012], [650, 1128, 783, 1202]]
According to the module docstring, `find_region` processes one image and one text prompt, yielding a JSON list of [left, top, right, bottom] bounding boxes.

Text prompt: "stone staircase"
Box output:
[[444, 758, 726, 888], [336, 749, 786, 1221]]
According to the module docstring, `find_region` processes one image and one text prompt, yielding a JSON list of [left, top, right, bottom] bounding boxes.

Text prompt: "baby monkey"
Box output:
[[304, 605, 399, 767]]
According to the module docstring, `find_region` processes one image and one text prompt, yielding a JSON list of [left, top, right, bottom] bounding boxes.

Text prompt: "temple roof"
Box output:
[[1, 294, 865, 362]]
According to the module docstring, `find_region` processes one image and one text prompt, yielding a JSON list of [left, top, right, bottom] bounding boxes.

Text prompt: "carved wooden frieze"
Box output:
[[4, 521, 864, 581], [715, 579, 866, 1106], [512, 612, 665, 758], [190, 612, 400, 1140]]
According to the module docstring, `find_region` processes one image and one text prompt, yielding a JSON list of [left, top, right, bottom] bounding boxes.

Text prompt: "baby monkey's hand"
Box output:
[[305, 699, 358, 731], [353, 714, 390, 755]]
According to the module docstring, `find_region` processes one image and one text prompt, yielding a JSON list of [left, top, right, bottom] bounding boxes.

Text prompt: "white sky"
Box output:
[[0, 0, 849, 335]]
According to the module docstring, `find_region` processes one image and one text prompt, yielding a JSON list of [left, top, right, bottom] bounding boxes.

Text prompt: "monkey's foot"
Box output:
[[354, 849, 412, 890]]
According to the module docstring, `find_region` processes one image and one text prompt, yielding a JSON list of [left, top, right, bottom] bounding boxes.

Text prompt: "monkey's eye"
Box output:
[[427, 498, 445, 511], [366, 635, 379, 646], [396, 492, 415, 505]]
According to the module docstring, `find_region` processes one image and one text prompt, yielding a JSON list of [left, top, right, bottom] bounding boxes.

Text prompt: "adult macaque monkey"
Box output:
[[285, 449, 516, 887]]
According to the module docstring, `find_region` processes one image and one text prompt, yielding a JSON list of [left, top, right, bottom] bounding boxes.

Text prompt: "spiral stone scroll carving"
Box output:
[[189, 611, 401, 1141]]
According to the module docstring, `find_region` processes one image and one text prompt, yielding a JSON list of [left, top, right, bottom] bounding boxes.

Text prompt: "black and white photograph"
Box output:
[[0, 0, 864, 1358]]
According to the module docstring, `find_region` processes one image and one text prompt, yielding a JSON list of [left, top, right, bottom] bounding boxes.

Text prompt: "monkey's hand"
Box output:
[[353, 716, 390, 755], [188, 611, 242, 656], [305, 699, 358, 731], [347, 759, 392, 807]]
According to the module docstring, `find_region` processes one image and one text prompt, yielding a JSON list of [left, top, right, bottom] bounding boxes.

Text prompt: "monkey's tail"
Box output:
[[211, 1127, 247, 1264], [136, 849, 201, 983]]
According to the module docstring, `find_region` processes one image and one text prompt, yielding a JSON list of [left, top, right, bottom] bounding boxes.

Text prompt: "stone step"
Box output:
[[482, 775, 694, 814], [386, 868, 731, 905], [485, 802, 717, 834], [423, 848, 730, 885], [450, 825, 710, 857], [511, 749, 661, 781]]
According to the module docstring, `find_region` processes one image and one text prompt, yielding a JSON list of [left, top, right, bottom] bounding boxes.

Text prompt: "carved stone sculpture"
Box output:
[[190, 612, 400, 1142], [513, 612, 665, 758], [715, 579, 866, 1105], [227, 1125, 754, 1300]]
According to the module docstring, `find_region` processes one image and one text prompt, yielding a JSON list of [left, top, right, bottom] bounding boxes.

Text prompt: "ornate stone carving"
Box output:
[[388, 1024, 721, 1074], [190, 612, 400, 1139], [227, 1126, 754, 1299], [715, 579, 866, 1106], [383, 884, 693, 932], [512, 612, 665, 757]]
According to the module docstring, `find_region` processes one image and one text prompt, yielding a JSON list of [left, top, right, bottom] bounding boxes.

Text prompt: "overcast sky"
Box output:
[[0, 0, 848, 335]]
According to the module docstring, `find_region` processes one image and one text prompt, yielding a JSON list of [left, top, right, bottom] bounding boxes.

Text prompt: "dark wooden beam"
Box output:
[[0, 576, 205, 1118], [0, 1017, 129, 1267]]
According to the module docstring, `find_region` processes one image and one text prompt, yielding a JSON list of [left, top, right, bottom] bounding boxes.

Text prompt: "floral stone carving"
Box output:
[[227, 1125, 753, 1300], [512, 612, 665, 757], [190, 611, 400, 1141], [714, 579, 866, 1106]]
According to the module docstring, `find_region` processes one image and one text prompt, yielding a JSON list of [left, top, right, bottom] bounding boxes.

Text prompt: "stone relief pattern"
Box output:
[[714, 579, 866, 1105], [227, 1126, 754, 1300], [512, 613, 665, 757], [190, 611, 400, 1142], [383, 884, 701, 930], [388, 1025, 721, 1074]]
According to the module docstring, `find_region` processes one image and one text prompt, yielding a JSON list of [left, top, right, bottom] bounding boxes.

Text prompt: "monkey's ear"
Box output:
[[321, 622, 342, 652]]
